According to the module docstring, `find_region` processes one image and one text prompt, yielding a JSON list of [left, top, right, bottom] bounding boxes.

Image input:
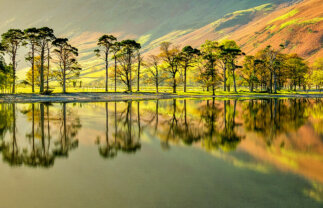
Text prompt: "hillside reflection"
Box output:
[[0, 98, 322, 183]]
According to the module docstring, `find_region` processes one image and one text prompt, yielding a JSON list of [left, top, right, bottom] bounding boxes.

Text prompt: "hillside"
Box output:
[[0, 0, 293, 82], [148, 0, 323, 62]]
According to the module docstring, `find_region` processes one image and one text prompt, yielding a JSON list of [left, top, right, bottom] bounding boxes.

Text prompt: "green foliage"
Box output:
[[269, 9, 299, 23]]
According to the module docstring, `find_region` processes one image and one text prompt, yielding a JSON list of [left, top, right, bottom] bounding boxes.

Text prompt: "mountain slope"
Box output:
[[231, 0, 323, 62], [148, 0, 323, 62]]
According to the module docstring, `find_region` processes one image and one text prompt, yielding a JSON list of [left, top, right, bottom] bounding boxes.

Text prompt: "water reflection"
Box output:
[[0, 98, 322, 180], [0, 98, 322, 207], [0, 103, 81, 167]]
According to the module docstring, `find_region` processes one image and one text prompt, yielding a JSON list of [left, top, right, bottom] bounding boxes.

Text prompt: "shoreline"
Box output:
[[0, 92, 322, 103]]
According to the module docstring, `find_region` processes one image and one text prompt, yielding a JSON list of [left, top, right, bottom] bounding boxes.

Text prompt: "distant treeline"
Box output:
[[0, 27, 322, 94]]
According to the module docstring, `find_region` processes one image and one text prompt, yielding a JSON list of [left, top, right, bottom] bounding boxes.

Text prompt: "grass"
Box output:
[[269, 9, 299, 24], [5, 85, 322, 96], [265, 24, 276, 31], [298, 17, 323, 26], [280, 18, 302, 29], [279, 17, 323, 30]]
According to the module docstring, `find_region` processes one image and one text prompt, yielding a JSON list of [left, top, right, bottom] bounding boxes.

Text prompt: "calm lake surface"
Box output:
[[0, 98, 322, 208]]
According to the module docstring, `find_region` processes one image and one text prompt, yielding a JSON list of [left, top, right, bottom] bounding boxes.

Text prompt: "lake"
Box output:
[[0, 98, 322, 208]]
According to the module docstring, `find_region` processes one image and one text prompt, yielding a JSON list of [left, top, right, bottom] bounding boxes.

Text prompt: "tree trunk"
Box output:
[[211, 61, 215, 96], [137, 59, 140, 92], [47, 45, 50, 91], [223, 65, 227, 91], [274, 71, 277, 94], [32, 45, 35, 93], [114, 57, 117, 92], [12, 54, 16, 94], [105, 52, 109, 92], [40, 47, 45, 93], [156, 67, 159, 93], [129, 54, 132, 93], [233, 69, 237, 93], [184, 65, 187, 93], [173, 73, 176, 93], [63, 64, 66, 93], [269, 71, 273, 93]]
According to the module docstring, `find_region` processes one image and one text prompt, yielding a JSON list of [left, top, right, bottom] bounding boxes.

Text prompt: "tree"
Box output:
[[24, 28, 39, 93], [201, 40, 220, 95], [263, 45, 284, 93], [255, 49, 271, 91], [1, 29, 25, 94], [179, 46, 200, 92], [160, 42, 180, 93], [94, 35, 117, 92], [118, 40, 141, 92], [136, 49, 143, 92], [285, 54, 308, 90], [0, 54, 12, 92], [52, 38, 81, 93], [311, 58, 323, 90], [25, 56, 51, 88], [144, 54, 166, 93], [220, 40, 243, 93], [46, 38, 54, 91], [111, 42, 121, 92], [36, 27, 55, 93], [241, 55, 262, 92]]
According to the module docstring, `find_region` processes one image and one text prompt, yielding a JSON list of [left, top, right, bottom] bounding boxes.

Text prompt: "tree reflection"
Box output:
[[115, 101, 141, 153], [53, 103, 81, 157], [242, 99, 308, 145], [0, 98, 316, 166], [97, 101, 141, 159], [98, 103, 118, 159], [0, 103, 81, 167], [1, 104, 23, 166], [201, 99, 243, 152], [0, 103, 13, 141]]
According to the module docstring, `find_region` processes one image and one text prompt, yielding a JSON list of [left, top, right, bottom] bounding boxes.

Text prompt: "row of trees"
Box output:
[[1, 28, 322, 94], [0, 28, 81, 94], [94, 36, 322, 95]]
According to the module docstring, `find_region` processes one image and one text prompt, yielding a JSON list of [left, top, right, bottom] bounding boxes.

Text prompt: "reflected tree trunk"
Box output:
[[137, 102, 141, 140], [12, 103, 17, 159], [106, 102, 109, 147], [115, 102, 117, 143], [155, 100, 159, 133], [47, 104, 51, 153], [40, 104, 45, 155], [32, 104, 35, 155]]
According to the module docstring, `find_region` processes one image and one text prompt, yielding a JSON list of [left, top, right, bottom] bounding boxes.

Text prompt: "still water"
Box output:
[[0, 98, 322, 208]]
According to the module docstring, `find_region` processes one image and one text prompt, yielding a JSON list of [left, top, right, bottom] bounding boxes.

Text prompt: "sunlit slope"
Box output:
[[148, 0, 322, 62], [0, 0, 292, 72], [0, 0, 290, 43], [71, 1, 292, 83], [144, 3, 279, 54]]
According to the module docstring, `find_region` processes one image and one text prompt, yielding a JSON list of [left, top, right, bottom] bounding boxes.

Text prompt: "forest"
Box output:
[[0, 27, 322, 95]]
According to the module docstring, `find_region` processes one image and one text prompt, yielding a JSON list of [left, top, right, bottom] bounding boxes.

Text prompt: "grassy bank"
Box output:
[[0, 91, 322, 103]]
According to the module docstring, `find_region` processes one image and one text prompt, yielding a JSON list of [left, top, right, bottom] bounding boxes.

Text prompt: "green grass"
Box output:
[[6, 85, 322, 96], [269, 9, 299, 24], [298, 17, 323, 26], [279, 17, 323, 30], [265, 24, 276, 31], [280, 18, 302, 29]]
